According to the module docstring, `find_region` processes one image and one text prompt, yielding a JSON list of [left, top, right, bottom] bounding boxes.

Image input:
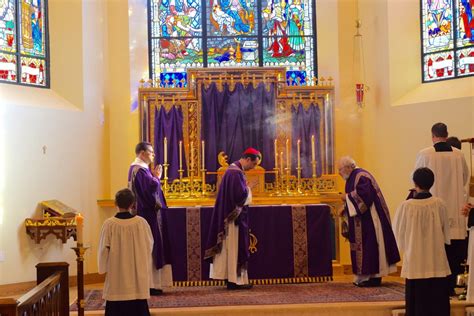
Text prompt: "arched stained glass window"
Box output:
[[0, 0, 49, 87], [421, 0, 474, 82], [148, 0, 317, 87]]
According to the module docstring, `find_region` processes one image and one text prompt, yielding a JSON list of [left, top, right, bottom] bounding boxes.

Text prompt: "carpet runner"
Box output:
[[70, 282, 405, 311]]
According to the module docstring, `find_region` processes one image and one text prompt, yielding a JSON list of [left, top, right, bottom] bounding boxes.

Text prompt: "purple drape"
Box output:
[[164, 205, 333, 281], [291, 103, 322, 177], [154, 105, 187, 180], [201, 83, 276, 182]]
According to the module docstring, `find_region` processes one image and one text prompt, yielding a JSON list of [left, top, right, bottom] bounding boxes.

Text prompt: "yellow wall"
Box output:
[[334, 0, 474, 265], [0, 0, 108, 283]]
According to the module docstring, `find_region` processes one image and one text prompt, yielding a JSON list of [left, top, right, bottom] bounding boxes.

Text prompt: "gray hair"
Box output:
[[337, 156, 356, 169]]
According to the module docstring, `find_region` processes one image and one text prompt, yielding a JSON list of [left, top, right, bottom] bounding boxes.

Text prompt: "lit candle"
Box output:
[[286, 138, 290, 170], [163, 137, 168, 164], [297, 139, 301, 169], [179, 140, 183, 169], [201, 140, 205, 169], [311, 135, 316, 163], [76, 213, 84, 245], [274, 139, 278, 168]]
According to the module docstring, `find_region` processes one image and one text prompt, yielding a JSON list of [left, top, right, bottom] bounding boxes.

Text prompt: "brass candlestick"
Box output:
[[178, 169, 184, 196], [71, 243, 89, 316], [296, 166, 303, 194], [162, 163, 169, 193], [272, 168, 281, 196], [285, 167, 293, 195], [201, 168, 207, 196], [311, 160, 319, 195]]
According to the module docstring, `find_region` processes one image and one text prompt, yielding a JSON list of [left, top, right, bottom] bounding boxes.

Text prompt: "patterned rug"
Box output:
[[70, 282, 405, 311]]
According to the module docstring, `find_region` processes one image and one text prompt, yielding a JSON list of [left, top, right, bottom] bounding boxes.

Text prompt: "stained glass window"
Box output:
[[149, 0, 318, 86], [421, 0, 474, 82], [0, 0, 49, 87]]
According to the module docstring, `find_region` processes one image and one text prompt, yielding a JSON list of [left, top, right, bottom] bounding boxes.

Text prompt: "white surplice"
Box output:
[[347, 197, 397, 283], [151, 264, 173, 289], [414, 146, 469, 239], [210, 187, 252, 285], [393, 197, 451, 279], [98, 216, 154, 301]]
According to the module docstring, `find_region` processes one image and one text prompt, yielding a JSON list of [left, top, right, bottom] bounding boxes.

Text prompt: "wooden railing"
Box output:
[[0, 262, 69, 316]]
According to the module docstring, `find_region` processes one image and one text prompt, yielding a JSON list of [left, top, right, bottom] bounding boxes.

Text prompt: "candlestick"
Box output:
[[311, 135, 315, 162], [164, 137, 168, 165], [274, 139, 278, 168], [286, 139, 290, 170], [280, 151, 284, 175], [297, 139, 301, 169], [179, 140, 183, 169], [75, 213, 84, 244], [71, 244, 89, 316], [201, 140, 205, 169]]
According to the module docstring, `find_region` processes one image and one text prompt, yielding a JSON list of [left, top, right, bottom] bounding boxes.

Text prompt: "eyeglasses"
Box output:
[[146, 150, 155, 155]]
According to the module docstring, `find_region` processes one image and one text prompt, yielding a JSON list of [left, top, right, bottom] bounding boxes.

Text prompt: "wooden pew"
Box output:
[[0, 262, 69, 316]]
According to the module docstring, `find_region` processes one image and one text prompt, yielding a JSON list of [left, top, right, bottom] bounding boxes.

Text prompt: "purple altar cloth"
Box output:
[[163, 204, 333, 282]]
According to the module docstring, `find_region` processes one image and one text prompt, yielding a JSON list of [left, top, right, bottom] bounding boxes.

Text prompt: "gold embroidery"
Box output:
[[353, 216, 363, 274], [186, 207, 202, 281], [249, 232, 258, 253], [292, 205, 309, 277], [172, 276, 332, 287]]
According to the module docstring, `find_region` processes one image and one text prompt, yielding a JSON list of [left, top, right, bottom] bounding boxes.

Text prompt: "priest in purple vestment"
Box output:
[[204, 148, 261, 290], [128, 142, 172, 295], [337, 156, 400, 287]]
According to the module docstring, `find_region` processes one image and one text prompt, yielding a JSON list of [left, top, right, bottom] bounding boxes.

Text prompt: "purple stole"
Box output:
[[204, 161, 250, 270], [344, 168, 400, 275]]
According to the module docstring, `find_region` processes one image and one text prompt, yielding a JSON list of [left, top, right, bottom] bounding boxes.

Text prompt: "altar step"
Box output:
[[332, 263, 344, 276], [72, 301, 469, 316]]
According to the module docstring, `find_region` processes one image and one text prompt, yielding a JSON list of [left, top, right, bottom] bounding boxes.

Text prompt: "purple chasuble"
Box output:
[[128, 165, 170, 270], [344, 168, 400, 275], [204, 161, 250, 270]]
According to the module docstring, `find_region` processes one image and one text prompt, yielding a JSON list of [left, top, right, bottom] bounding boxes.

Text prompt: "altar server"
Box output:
[[393, 167, 451, 316], [414, 122, 469, 295], [128, 142, 173, 295], [205, 148, 261, 290], [337, 156, 400, 287], [98, 188, 153, 316]]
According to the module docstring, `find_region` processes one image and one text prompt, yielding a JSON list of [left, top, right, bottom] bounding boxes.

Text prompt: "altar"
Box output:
[[97, 68, 346, 274], [96, 67, 344, 279], [163, 204, 333, 285]]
